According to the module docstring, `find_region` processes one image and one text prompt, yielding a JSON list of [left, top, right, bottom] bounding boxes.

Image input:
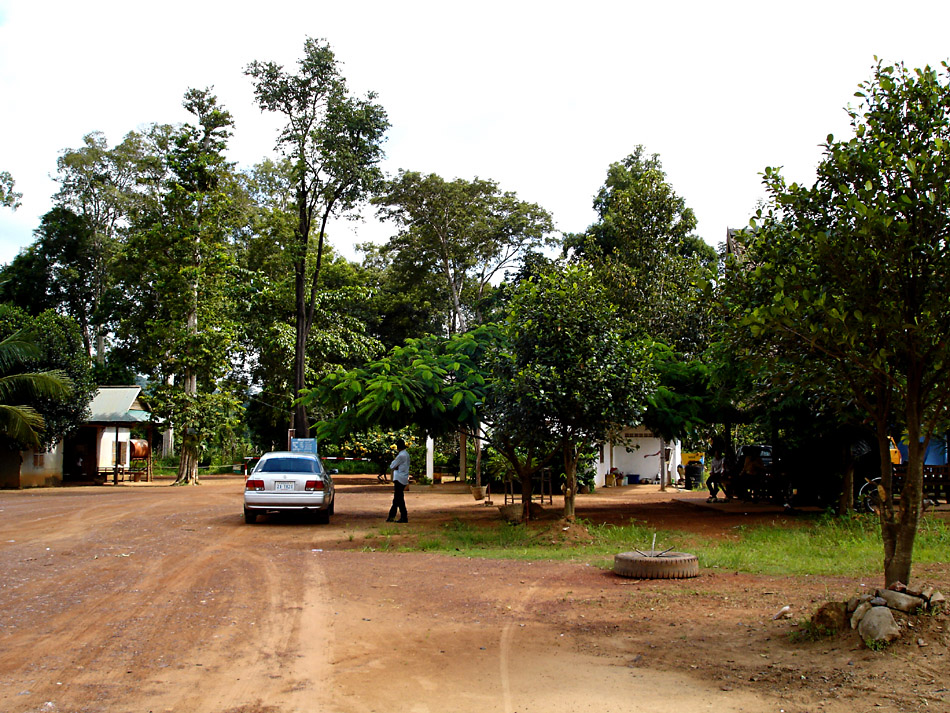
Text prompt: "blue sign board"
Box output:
[[290, 438, 318, 454]]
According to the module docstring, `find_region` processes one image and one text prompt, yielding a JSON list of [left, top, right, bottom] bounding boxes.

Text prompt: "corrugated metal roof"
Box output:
[[86, 386, 151, 424]]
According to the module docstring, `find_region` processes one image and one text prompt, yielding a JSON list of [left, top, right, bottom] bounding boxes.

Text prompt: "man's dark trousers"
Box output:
[[388, 481, 408, 522]]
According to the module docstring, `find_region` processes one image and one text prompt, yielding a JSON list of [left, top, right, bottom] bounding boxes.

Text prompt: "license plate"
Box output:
[[275, 481, 295, 491]]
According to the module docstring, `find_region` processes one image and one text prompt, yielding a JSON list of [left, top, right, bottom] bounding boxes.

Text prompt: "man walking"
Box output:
[[386, 438, 410, 523]]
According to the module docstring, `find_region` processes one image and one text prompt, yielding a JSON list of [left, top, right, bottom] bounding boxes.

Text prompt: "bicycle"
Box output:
[[857, 477, 883, 513], [857, 476, 935, 513]]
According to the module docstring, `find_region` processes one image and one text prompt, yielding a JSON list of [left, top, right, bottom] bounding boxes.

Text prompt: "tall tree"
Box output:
[[116, 88, 244, 485], [372, 170, 555, 335], [246, 37, 389, 437], [730, 60, 950, 585], [53, 132, 145, 363], [237, 158, 383, 449]]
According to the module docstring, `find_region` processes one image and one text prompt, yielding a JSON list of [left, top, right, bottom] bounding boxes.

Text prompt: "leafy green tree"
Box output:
[[115, 89, 245, 485], [372, 170, 556, 335], [731, 60, 950, 585], [310, 263, 654, 522], [0, 170, 22, 210], [0, 305, 93, 450], [357, 240, 448, 350], [236, 158, 383, 450], [567, 147, 716, 355], [308, 322, 558, 514], [501, 263, 654, 518], [0, 207, 99, 355], [246, 37, 389, 438], [52, 131, 146, 363]]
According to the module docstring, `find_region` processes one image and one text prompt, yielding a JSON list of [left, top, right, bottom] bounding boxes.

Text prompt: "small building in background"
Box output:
[[66, 386, 153, 484], [594, 426, 682, 487], [0, 386, 154, 489]]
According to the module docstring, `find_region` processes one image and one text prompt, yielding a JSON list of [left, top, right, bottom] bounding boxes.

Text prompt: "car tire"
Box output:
[[244, 507, 257, 524], [314, 509, 330, 524], [328, 497, 335, 515], [613, 551, 699, 579]]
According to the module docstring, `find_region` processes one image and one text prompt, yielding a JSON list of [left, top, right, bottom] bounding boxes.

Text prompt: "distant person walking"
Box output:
[[706, 447, 727, 502], [386, 438, 410, 523]]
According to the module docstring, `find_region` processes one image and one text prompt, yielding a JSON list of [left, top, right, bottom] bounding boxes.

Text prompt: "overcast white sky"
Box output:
[[1, 1, 948, 265]]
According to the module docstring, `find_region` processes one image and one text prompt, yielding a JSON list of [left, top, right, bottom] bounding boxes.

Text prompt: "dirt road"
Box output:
[[0, 477, 946, 713]]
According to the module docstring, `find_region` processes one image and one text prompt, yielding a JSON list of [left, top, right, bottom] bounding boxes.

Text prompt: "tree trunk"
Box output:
[[459, 432, 467, 483], [474, 424, 482, 488], [520, 470, 533, 523], [163, 374, 175, 458], [175, 431, 200, 485], [95, 327, 106, 366], [562, 444, 578, 521], [293, 263, 310, 438], [879, 409, 923, 587], [174, 292, 200, 486], [163, 428, 175, 459]]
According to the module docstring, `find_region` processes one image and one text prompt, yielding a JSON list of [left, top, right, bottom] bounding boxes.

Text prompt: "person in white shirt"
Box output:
[[386, 438, 410, 523]]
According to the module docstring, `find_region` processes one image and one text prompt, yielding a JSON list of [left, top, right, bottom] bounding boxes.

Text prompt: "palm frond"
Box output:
[[0, 370, 74, 403], [0, 404, 44, 450], [0, 330, 42, 373]]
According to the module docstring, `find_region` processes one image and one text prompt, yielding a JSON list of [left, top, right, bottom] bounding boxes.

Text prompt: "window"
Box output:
[[33, 452, 45, 468], [257, 457, 320, 474], [113, 441, 128, 466]]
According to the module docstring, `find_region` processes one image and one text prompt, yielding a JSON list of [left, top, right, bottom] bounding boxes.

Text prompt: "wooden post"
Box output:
[[147, 422, 154, 482], [114, 425, 120, 486], [658, 438, 667, 492]]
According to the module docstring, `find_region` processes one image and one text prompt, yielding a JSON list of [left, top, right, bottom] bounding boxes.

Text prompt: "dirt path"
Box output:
[[0, 477, 946, 713]]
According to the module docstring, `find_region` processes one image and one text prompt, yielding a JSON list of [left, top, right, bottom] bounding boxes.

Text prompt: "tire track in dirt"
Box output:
[[498, 583, 537, 713], [0, 489, 334, 713]]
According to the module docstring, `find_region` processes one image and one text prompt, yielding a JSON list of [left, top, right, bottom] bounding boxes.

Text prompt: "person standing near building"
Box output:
[[706, 447, 727, 502], [386, 438, 410, 523]]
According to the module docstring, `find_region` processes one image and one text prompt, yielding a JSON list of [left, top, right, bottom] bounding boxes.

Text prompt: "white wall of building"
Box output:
[[98, 427, 132, 469], [17, 442, 64, 487], [594, 427, 682, 486]]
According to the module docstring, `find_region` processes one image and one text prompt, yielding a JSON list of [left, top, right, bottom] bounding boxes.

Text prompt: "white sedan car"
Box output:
[[244, 451, 335, 524]]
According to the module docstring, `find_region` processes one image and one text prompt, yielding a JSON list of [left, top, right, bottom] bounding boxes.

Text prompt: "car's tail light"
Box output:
[[245, 479, 265, 491], [305, 480, 324, 491]]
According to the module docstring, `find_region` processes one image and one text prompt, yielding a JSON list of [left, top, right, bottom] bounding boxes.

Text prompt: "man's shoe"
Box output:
[[396, 518, 409, 523], [385, 518, 395, 522]]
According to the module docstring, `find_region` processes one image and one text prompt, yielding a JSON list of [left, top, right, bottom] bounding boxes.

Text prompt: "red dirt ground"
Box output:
[[0, 476, 946, 713]]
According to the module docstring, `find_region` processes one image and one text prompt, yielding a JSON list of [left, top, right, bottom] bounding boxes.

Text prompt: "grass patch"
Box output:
[[697, 512, 950, 576], [386, 512, 950, 577], [788, 618, 838, 643]]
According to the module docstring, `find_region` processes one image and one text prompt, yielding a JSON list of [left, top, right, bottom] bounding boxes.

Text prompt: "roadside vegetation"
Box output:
[[363, 512, 950, 578]]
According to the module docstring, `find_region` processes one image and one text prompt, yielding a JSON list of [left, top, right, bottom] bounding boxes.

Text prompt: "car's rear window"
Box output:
[[257, 457, 320, 474]]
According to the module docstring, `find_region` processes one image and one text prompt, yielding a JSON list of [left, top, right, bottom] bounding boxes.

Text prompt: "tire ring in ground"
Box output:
[[613, 551, 699, 579]]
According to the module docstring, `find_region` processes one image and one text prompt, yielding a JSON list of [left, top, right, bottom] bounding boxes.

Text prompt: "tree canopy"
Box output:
[[567, 147, 716, 355], [372, 170, 555, 334]]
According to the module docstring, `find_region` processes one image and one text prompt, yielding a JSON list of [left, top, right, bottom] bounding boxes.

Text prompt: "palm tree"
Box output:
[[0, 331, 73, 450]]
